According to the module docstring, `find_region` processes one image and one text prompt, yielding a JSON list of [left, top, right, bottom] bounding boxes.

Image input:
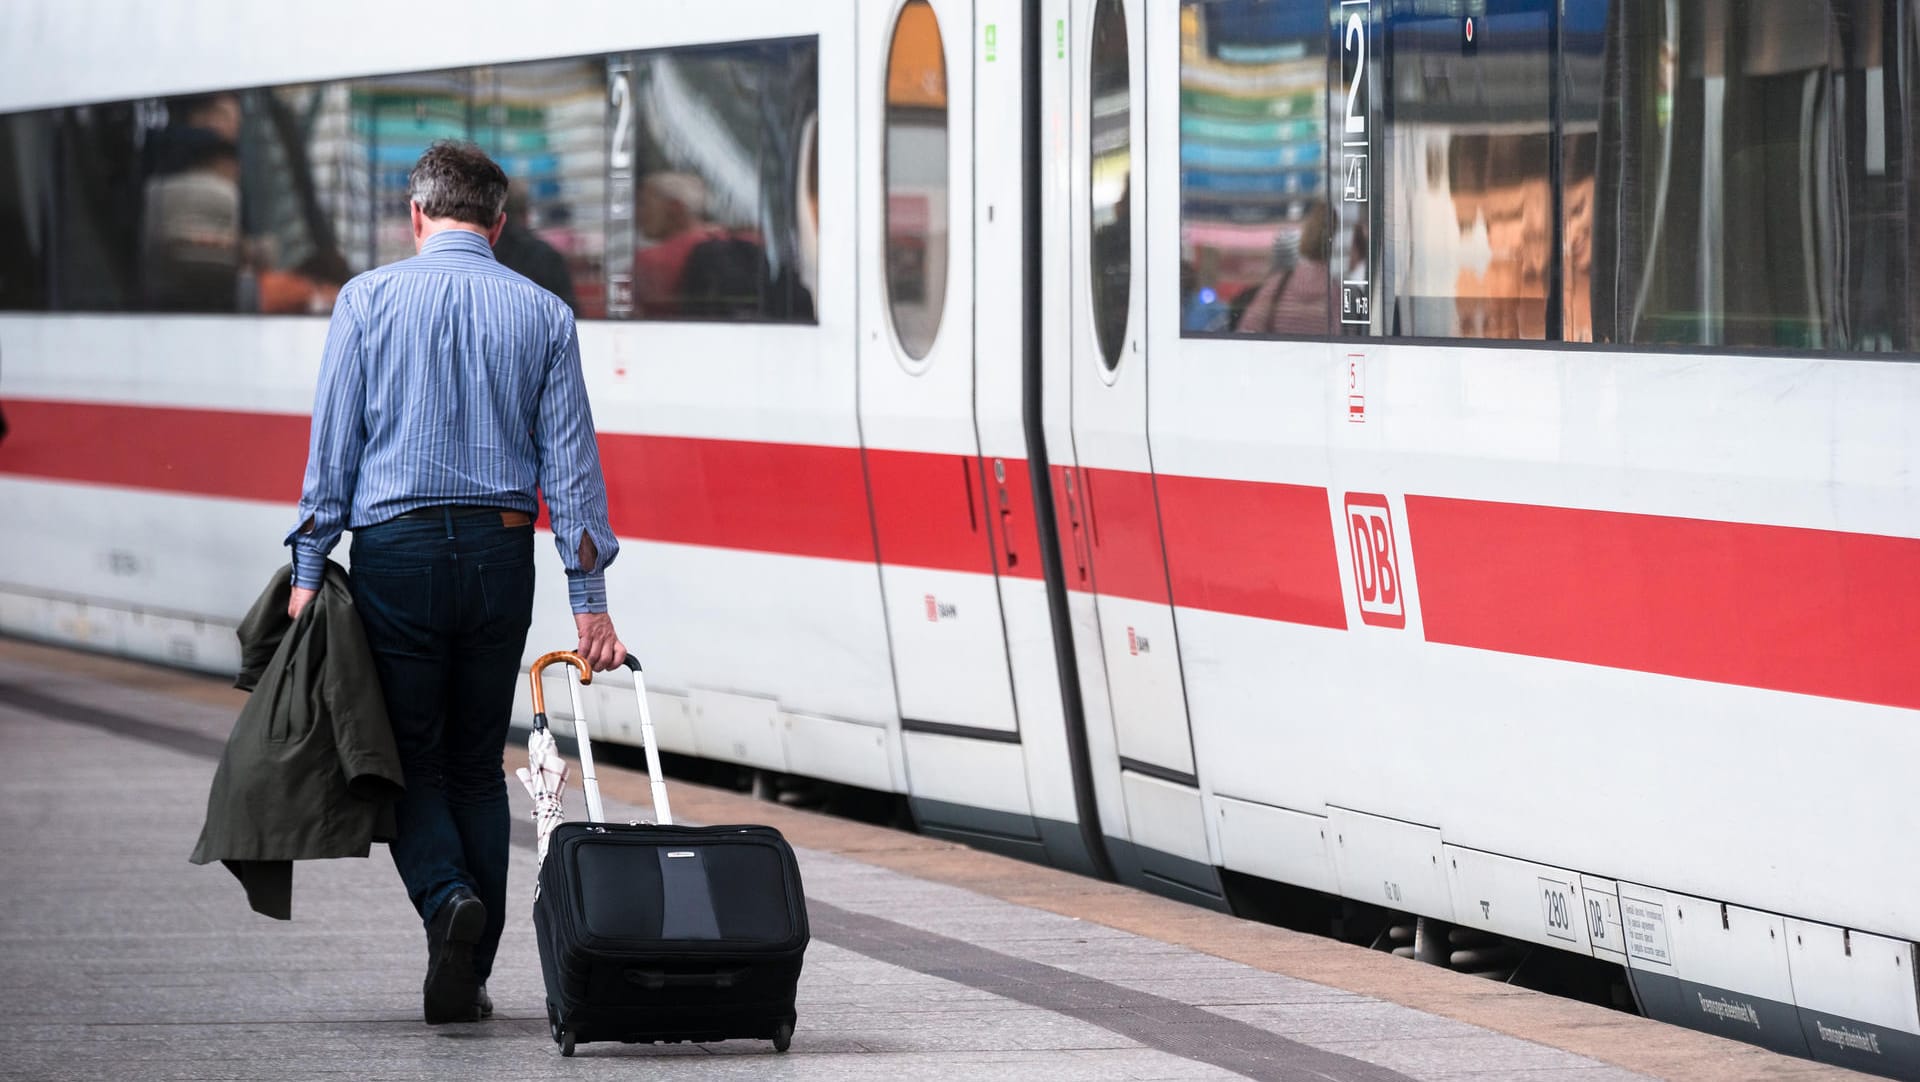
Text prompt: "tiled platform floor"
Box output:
[[0, 640, 1863, 1082]]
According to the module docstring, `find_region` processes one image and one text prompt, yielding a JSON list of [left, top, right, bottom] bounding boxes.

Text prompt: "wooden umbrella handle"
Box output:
[[529, 650, 592, 717]]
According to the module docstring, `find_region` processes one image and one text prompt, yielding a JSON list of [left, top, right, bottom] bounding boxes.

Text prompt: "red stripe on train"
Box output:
[[1160, 475, 1347, 629], [8, 401, 1917, 710], [1407, 496, 1920, 711], [0, 400, 309, 503], [1050, 466, 1346, 625], [0, 401, 1014, 578], [865, 448, 985, 574], [1076, 466, 1172, 604], [600, 433, 874, 564]]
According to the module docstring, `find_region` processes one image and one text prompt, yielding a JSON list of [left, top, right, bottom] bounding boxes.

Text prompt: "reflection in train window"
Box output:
[[1178, 1, 1331, 338], [884, 0, 949, 359], [0, 112, 53, 310], [55, 102, 147, 311], [238, 85, 356, 315], [1089, 0, 1131, 367], [618, 38, 818, 323], [350, 71, 476, 271], [1382, 3, 1553, 340], [474, 60, 608, 317], [1579, 0, 1915, 352]]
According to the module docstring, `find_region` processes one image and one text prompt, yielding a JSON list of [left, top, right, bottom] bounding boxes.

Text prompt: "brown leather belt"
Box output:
[[393, 505, 533, 527]]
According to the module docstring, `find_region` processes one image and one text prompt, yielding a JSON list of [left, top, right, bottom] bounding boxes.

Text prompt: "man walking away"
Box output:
[[285, 140, 628, 1025]]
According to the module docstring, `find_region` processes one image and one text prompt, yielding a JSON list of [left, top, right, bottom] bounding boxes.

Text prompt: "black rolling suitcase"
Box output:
[[526, 652, 808, 1058]]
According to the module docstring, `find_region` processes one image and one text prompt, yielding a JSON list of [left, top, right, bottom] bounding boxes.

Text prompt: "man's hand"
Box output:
[[574, 611, 627, 672], [288, 586, 318, 620]]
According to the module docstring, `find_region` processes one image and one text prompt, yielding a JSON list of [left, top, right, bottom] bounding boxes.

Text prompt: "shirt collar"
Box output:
[[421, 229, 497, 259]]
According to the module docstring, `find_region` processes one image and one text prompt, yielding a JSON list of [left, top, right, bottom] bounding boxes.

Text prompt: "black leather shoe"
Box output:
[[422, 887, 486, 1025], [475, 983, 493, 1019]]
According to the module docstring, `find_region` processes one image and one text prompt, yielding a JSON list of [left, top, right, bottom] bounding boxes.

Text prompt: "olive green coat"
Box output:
[[190, 563, 403, 919]]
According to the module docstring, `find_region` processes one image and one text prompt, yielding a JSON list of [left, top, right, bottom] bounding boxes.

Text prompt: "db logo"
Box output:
[[1344, 493, 1405, 628]]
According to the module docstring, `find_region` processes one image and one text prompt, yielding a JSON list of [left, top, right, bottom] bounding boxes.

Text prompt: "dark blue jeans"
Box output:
[[349, 506, 535, 983]]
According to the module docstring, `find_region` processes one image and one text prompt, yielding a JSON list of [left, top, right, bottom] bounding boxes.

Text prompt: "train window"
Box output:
[[1580, 0, 1916, 352], [54, 102, 149, 311], [1177, 1, 1332, 338], [349, 71, 477, 270], [0, 113, 53, 310], [1378, 3, 1554, 340], [615, 38, 818, 323], [474, 59, 608, 318], [1089, 0, 1131, 367], [1559, 2, 1605, 345], [884, 1, 949, 357], [237, 85, 357, 315]]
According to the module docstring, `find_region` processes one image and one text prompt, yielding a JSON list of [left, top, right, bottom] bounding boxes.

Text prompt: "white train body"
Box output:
[[2, 0, 1916, 1073]]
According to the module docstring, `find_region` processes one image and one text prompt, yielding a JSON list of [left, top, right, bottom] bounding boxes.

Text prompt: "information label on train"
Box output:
[[1337, 0, 1373, 328], [1621, 896, 1673, 967]]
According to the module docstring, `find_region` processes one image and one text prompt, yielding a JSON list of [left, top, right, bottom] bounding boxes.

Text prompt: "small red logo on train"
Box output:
[[925, 594, 938, 622], [1344, 494, 1406, 629]]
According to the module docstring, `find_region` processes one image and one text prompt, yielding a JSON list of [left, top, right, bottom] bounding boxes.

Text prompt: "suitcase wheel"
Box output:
[[773, 1023, 793, 1053], [547, 1003, 576, 1057]]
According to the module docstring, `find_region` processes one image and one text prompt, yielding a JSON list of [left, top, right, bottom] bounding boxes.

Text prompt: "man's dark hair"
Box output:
[[407, 141, 509, 227]]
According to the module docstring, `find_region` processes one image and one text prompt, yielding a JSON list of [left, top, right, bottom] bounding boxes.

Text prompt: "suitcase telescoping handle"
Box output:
[[526, 651, 673, 827]]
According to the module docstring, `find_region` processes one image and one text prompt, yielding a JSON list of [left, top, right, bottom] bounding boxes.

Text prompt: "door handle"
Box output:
[[998, 495, 1018, 570], [993, 459, 1018, 570], [962, 456, 979, 532], [1063, 469, 1090, 585]]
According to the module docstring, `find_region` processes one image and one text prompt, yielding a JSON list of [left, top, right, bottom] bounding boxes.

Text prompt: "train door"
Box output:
[[1054, 0, 1220, 900], [858, 0, 1035, 833]]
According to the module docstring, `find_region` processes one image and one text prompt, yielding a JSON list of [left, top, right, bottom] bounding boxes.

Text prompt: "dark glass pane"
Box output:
[[1561, 0, 1611, 343], [1587, 0, 1914, 351], [350, 71, 474, 269], [1179, 0, 1331, 337], [884, 3, 948, 352], [474, 59, 608, 318], [0, 112, 53, 310], [1090, 0, 1132, 365], [238, 85, 356, 314], [617, 37, 819, 324], [52, 103, 144, 311], [1380, 1, 1554, 340], [134, 94, 247, 312]]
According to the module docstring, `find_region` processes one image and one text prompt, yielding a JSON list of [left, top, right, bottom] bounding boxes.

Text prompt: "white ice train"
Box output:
[[1, 0, 1915, 1073]]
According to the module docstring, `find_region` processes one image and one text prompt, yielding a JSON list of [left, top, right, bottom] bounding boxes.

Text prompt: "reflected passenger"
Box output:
[[633, 171, 721, 317], [140, 93, 243, 312], [492, 183, 577, 314], [1234, 199, 1330, 336]]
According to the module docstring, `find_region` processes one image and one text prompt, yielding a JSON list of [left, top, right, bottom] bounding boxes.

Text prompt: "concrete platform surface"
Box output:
[[0, 638, 1867, 1081]]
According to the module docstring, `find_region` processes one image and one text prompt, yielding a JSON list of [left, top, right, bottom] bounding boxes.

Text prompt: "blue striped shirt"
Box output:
[[288, 229, 618, 613]]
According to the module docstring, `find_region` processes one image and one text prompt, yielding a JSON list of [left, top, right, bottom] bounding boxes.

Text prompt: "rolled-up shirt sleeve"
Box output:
[[286, 288, 368, 589], [534, 318, 619, 614]]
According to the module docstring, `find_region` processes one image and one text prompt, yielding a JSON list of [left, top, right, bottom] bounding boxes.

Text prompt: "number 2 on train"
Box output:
[[1343, 8, 1366, 136], [608, 72, 633, 170]]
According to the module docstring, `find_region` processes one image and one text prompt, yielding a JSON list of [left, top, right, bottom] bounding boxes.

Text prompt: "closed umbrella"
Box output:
[[517, 651, 593, 868]]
